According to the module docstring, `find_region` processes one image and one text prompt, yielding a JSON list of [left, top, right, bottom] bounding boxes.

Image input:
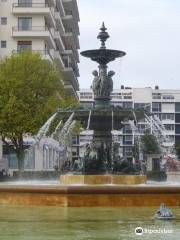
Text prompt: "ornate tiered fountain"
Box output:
[[1, 24, 180, 208], [60, 23, 146, 184]]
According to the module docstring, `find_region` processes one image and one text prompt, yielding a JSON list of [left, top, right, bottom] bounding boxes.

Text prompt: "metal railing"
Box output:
[[12, 49, 53, 61], [12, 26, 54, 40], [12, 26, 50, 31], [65, 10, 73, 16], [12, 3, 49, 8]]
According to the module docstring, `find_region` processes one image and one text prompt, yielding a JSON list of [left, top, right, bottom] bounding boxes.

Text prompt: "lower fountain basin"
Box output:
[[1, 184, 180, 207]]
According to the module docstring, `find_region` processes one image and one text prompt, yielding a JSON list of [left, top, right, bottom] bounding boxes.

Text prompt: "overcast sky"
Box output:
[[77, 0, 180, 90]]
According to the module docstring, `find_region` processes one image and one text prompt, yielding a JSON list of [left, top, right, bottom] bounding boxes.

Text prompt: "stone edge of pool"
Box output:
[[0, 185, 180, 207]]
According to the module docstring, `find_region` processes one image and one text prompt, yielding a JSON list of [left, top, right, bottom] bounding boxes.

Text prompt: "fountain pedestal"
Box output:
[[60, 174, 147, 185]]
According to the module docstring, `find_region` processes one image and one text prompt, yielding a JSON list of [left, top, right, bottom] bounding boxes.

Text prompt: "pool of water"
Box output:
[[0, 206, 179, 240]]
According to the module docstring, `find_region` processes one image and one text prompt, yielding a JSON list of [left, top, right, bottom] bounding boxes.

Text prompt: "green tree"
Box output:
[[0, 51, 64, 171], [61, 95, 80, 108], [141, 133, 160, 155]]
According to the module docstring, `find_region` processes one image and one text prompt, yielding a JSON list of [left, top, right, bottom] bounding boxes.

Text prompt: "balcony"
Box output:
[[62, 0, 80, 21], [64, 84, 79, 99], [62, 56, 79, 91], [54, 31, 65, 51], [12, 3, 55, 27], [12, 26, 55, 48], [12, 50, 53, 61], [61, 50, 79, 76], [56, 0, 66, 17], [62, 10, 80, 35], [54, 51, 64, 69], [54, 11, 65, 34], [62, 29, 80, 49]]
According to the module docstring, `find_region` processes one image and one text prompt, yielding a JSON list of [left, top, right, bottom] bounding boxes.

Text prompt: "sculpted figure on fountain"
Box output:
[[91, 67, 115, 98]]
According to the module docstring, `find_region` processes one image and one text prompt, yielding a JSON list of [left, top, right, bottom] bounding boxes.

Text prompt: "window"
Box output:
[[72, 151, 77, 156], [175, 125, 180, 134], [161, 113, 174, 121], [123, 102, 132, 109], [168, 135, 175, 142], [80, 92, 93, 99], [152, 158, 160, 171], [81, 102, 94, 108], [175, 103, 180, 112], [175, 135, 180, 144], [152, 93, 161, 99], [18, 0, 32, 7], [1, 17, 7, 25], [124, 95, 132, 99], [124, 135, 133, 145], [164, 125, 174, 131], [111, 94, 122, 99], [62, 56, 70, 68], [18, 17, 32, 30], [153, 114, 161, 120], [1, 40, 6, 48], [113, 135, 122, 143], [123, 125, 132, 134], [112, 102, 123, 107], [175, 114, 180, 123], [124, 147, 132, 157], [138, 124, 150, 134], [17, 41, 32, 51], [163, 95, 174, 100], [72, 136, 79, 145], [134, 103, 151, 112], [152, 102, 161, 112]]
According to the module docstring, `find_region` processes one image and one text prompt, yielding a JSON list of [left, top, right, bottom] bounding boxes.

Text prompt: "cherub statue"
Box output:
[[103, 70, 115, 97], [91, 70, 101, 97]]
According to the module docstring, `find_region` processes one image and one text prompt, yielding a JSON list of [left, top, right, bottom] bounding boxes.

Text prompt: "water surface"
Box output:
[[0, 206, 179, 240]]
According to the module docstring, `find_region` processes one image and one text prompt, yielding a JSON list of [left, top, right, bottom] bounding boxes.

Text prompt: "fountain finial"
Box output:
[[97, 22, 110, 49]]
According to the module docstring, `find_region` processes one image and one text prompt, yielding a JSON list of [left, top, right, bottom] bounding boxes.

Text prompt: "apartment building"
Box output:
[[0, 0, 80, 97], [71, 86, 180, 163]]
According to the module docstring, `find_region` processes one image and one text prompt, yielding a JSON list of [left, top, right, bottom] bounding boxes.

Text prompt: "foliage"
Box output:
[[141, 133, 160, 155], [60, 95, 80, 108], [71, 121, 82, 135], [0, 51, 64, 170]]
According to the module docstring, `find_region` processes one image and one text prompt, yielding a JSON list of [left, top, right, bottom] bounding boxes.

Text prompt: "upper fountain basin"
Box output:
[[58, 107, 145, 131], [80, 49, 126, 65]]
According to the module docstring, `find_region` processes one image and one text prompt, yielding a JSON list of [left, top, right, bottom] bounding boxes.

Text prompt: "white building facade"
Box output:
[[71, 86, 180, 163], [0, 0, 80, 172], [0, 0, 80, 97]]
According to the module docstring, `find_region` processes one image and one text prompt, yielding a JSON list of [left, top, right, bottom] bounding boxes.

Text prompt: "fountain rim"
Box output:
[[80, 48, 126, 58]]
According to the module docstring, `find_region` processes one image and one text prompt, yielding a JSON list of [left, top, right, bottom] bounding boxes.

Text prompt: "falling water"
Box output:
[[57, 113, 75, 144], [24, 113, 58, 168], [112, 110, 114, 131], [145, 114, 173, 149], [51, 120, 63, 139], [36, 113, 57, 143], [86, 110, 92, 130]]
